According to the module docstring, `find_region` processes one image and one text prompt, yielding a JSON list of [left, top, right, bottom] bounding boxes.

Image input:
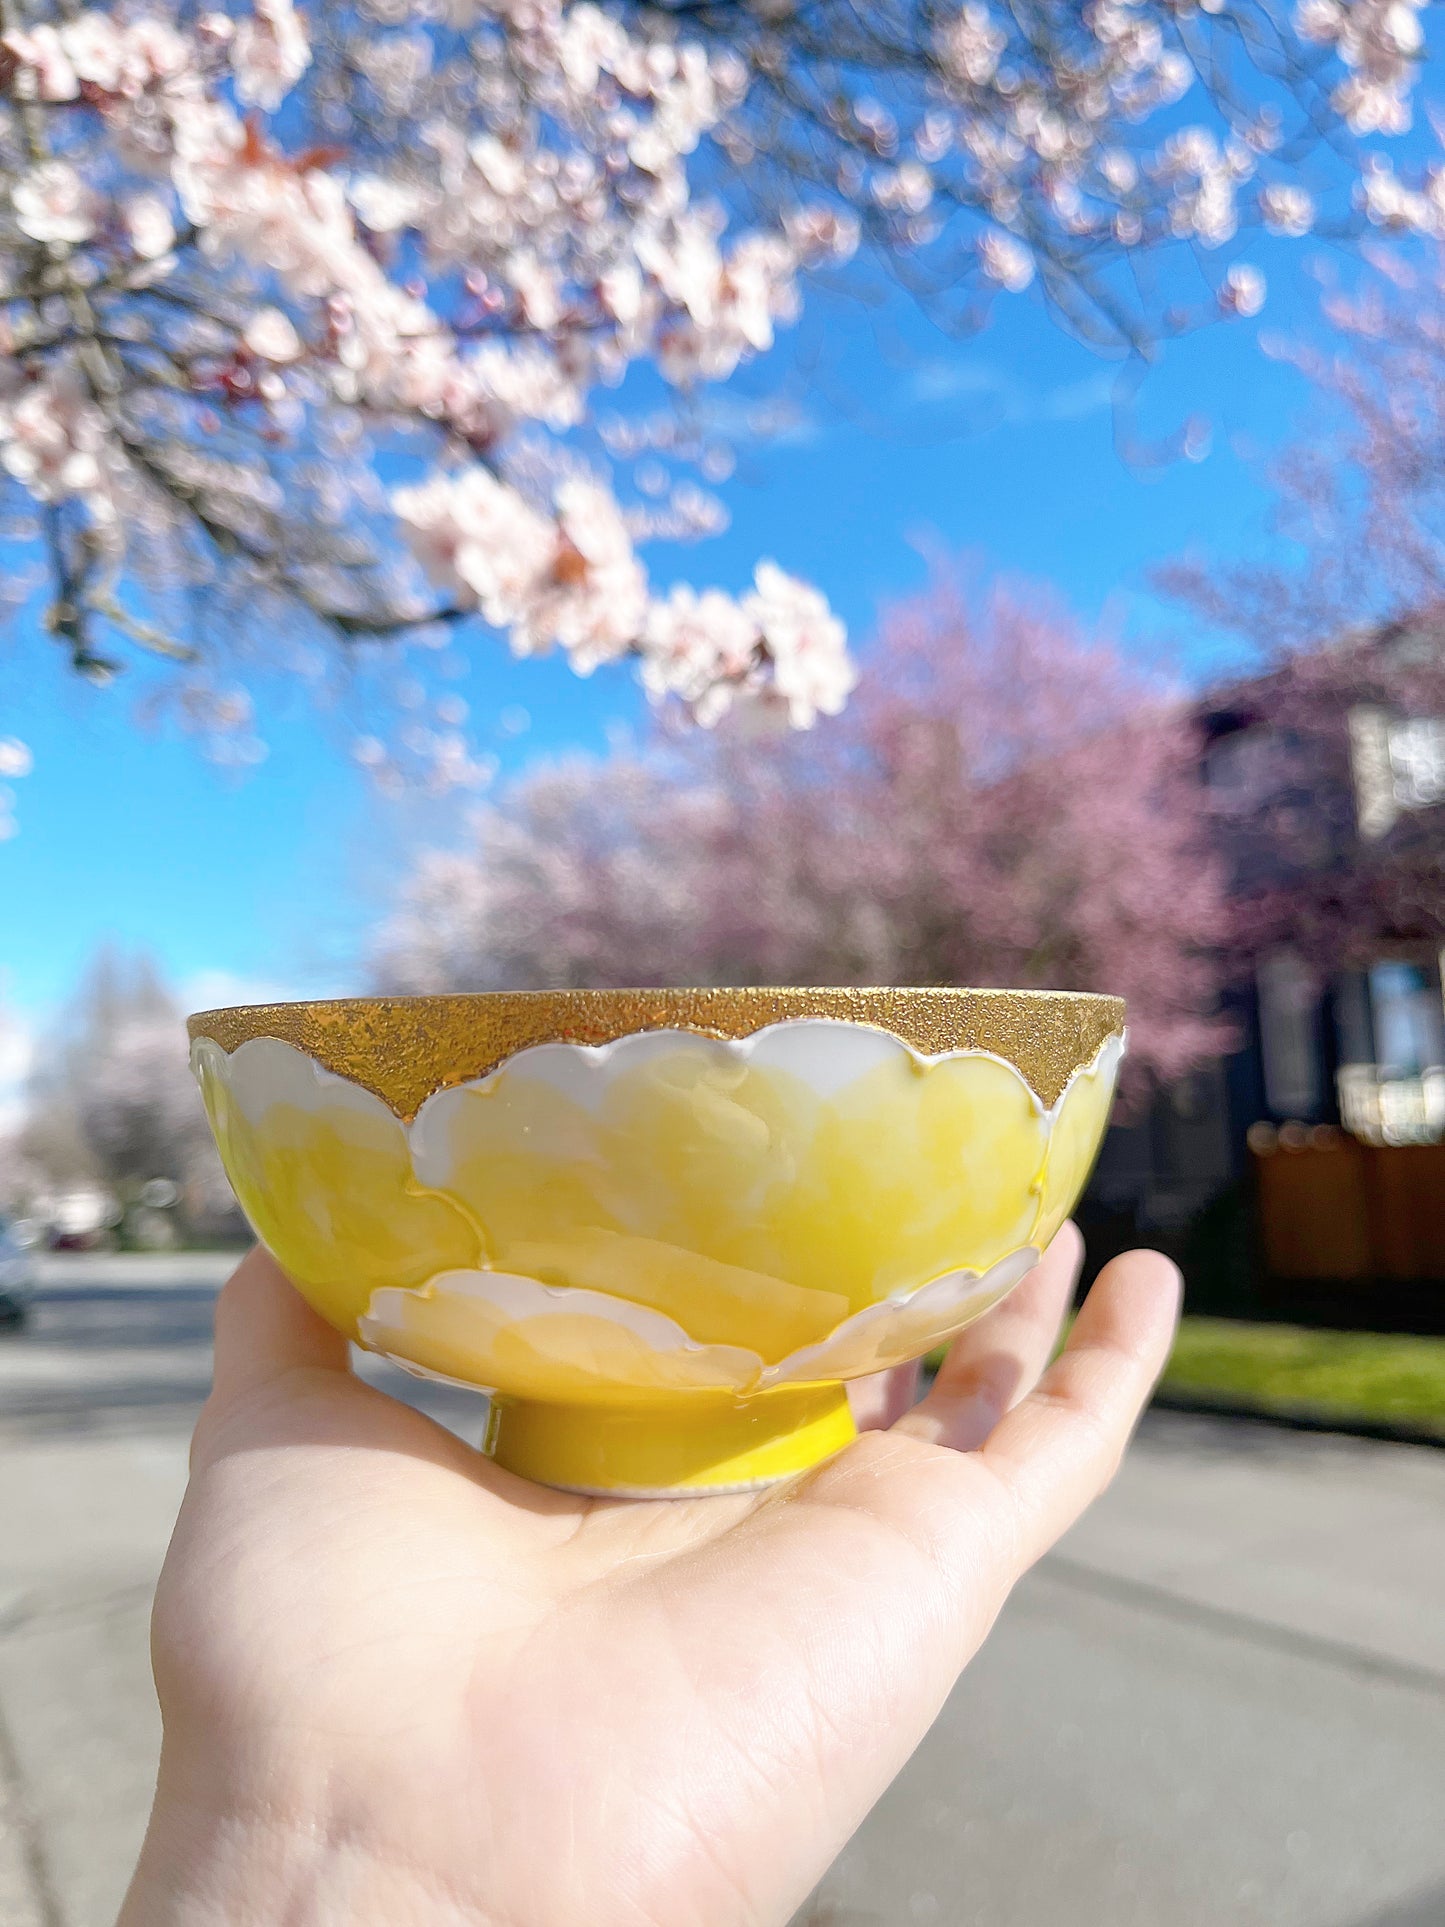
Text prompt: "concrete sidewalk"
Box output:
[[3, 1257, 1443, 1926], [803, 1417, 1445, 1927]]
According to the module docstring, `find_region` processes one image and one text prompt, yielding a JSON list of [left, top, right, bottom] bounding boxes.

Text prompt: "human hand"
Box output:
[[120, 1225, 1179, 1927]]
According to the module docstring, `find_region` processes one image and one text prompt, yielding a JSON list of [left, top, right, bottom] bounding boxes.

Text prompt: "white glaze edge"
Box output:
[[518, 1474, 797, 1499], [191, 1032, 392, 1131], [361, 1267, 760, 1391], [764, 1242, 1040, 1384], [357, 1243, 1043, 1396]]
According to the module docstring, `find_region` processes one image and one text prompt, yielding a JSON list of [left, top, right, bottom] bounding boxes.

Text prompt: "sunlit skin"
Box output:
[[120, 1225, 1179, 1927]]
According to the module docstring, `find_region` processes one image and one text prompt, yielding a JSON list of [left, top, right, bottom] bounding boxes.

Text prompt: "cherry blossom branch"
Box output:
[[0, 0, 1434, 805]]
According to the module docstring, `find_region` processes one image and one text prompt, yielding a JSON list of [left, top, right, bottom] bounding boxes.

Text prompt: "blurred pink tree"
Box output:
[[8, 950, 236, 1230], [376, 573, 1230, 1086], [1162, 248, 1445, 974], [1164, 249, 1445, 651]]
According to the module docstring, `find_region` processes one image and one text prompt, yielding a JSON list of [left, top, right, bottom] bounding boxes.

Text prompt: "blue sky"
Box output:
[[0, 211, 1371, 1111]]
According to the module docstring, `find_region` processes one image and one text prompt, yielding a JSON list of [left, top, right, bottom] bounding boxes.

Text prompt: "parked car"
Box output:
[[0, 1216, 37, 1328], [43, 1184, 120, 1250]]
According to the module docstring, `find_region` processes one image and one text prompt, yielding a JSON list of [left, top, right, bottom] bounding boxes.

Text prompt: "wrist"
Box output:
[[119, 1774, 486, 1927]]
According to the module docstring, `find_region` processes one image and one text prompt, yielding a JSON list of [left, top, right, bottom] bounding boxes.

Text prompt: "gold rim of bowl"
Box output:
[[187, 987, 1125, 1120]]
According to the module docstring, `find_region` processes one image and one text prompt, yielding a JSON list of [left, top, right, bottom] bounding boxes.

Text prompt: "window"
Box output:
[[1256, 950, 1322, 1118], [1369, 961, 1445, 1079], [1334, 959, 1445, 1145], [1387, 718, 1445, 811], [1204, 726, 1278, 813], [1349, 707, 1445, 839]]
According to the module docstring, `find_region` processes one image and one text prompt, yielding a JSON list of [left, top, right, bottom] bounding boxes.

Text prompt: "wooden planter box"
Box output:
[[1252, 1135, 1445, 1282]]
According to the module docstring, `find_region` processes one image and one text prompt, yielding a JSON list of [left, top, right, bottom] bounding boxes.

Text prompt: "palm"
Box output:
[[126, 1235, 1177, 1927]]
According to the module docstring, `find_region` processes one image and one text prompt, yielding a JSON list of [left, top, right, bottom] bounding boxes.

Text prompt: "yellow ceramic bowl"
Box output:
[[188, 989, 1124, 1496]]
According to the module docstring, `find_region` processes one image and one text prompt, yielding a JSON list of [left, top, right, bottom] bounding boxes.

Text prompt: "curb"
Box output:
[[1152, 1386, 1445, 1451]]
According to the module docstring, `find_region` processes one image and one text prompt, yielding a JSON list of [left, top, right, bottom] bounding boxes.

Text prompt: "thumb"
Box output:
[[207, 1245, 351, 1415]]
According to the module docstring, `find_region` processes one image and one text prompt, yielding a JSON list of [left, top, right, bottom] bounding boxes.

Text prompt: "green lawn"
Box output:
[[1159, 1318, 1445, 1435], [924, 1317, 1445, 1437]]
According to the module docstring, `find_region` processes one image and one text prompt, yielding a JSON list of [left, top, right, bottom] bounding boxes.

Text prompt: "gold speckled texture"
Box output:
[[188, 988, 1124, 1118]]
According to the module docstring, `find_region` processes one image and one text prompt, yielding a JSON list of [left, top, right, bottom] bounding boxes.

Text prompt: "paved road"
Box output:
[[1, 1255, 1442, 1927]]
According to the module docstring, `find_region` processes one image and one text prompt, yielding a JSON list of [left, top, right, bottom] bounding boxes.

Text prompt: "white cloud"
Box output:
[[693, 392, 823, 450], [179, 968, 349, 1017], [909, 357, 1116, 426], [910, 360, 1007, 405]]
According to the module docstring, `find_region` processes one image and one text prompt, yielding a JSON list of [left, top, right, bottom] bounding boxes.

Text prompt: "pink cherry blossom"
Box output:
[[393, 468, 555, 630], [2, 23, 77, 99], [0, 364, 113, 505], [123, 191, 176, 260], [977, 229, 1035, 292], [230, 0, 309, 112], [61, 11, 132, 94], [0, 0, 1433, 791], [1296, 0, 1425, 135], [1258, 182, 1316, 237], [1164, 239, 1445, 664], [743, 563, 857, 728], [937, 5, 1006, 87], [242, 306, 302, 361], [515, 478, 648, 670], [1220, 263, 1267, 317], [12, 161, 98, 244], [640, 585, 760, 714]]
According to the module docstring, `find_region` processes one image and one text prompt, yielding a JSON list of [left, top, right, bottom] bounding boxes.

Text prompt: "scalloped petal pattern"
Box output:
[[193, 1019, 1123, 1395]]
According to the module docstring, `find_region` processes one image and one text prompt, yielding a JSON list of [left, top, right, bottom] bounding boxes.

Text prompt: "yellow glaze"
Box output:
[[1033, 1035, 1124, 1251], [486, 1386, 859, 1497], [412, 1043, 1048, 1344], [191, 999, 1124, 1495], [192, 1038, 478, 1333]]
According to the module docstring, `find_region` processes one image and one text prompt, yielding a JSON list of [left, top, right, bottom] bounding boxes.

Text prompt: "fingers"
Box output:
[[849, 1362, 922, 1432], [895, 1221, 1083, 1453], [846, 1222, 1082, 1437], [729, 1246, 1176, 1615], [207, 1245, 351, 1414], [735, 1247, 1177, 1650], [195, 1248, 540, 1506], [971, 1246, 1181, 1572], [615, 1244, 1178, 1848]]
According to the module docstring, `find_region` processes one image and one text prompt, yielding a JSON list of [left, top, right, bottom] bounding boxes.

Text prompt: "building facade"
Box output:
[[1086, 628, 1445, 1318]]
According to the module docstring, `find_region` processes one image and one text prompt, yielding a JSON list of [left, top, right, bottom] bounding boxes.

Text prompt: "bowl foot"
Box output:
[[486, 1383, 857, 1497]]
